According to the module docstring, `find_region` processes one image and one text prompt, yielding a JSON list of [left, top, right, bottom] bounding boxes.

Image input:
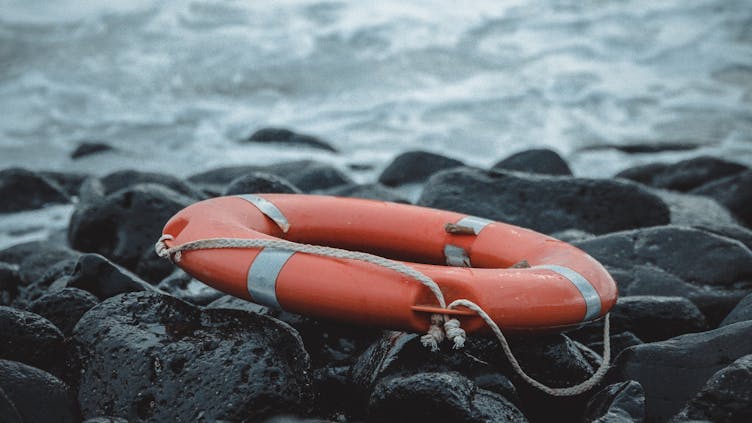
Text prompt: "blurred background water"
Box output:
[[1, 0, 751, 178]]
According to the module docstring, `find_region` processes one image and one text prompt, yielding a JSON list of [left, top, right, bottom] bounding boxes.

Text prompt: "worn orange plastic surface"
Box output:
[[161, 194, 617, 333]]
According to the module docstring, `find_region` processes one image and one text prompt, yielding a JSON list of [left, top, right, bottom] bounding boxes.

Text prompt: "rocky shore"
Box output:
[[1, 139, 751, 422]]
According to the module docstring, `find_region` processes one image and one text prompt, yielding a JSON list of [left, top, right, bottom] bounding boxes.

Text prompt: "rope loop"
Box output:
[[155, 234, 610, 396]]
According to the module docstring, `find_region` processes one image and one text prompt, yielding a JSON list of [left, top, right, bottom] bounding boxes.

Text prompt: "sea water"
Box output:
[[1, 0, 751, 247]]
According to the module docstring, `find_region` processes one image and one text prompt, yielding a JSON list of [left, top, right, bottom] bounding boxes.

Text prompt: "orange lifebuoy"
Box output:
[[159, 194, 617, 334]]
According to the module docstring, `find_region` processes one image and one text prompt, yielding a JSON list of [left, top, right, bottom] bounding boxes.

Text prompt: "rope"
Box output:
[[155, 234, 610, 396]]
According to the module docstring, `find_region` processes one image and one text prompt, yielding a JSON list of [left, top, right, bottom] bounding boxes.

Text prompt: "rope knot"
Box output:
[[444, 318, 466, 349], [420, 314, 445, 352], [155, 234, 181, 262]]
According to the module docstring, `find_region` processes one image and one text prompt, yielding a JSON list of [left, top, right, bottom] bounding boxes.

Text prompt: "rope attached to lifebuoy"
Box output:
[[155, 234, 610, 396]]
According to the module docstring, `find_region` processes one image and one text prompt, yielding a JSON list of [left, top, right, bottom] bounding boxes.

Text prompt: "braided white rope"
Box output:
[[155, 234, 610, 396]]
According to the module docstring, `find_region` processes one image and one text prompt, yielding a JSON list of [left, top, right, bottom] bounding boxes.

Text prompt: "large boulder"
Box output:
[[616, 156, 748, 192], [378, 151, 464, 186], [670, 354, 752, 423], [88, 170, 207, 201], [73, 291, 313, 421], [692, 170, 752, 228], [0, 360, 78, 423], [68, 183, 193, 282], [610, 320, 752, 422], [244, 128, 338, 152], [574, 226, 752, 325], [491, 148, 572, 176], [368, 372, 527, 422], [418, 167, 670, 234], [0, 168, 70, 213], [322, 183, 410, 203]]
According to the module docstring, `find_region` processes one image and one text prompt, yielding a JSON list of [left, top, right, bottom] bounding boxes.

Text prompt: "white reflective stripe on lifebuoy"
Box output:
[[536, 264, 601, 321], [455, 216, 493, 235], [247, 248, 295, 309], [444, 244, 471, 267], [237, 194, 290, 233]]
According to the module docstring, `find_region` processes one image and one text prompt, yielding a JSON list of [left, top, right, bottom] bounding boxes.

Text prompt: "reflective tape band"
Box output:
[[247, 248, 295, 309], [237, 194, 290, 233], [445, 244, 471, 267], [455, 216, 493, 235], [536, 264, 602, 321]]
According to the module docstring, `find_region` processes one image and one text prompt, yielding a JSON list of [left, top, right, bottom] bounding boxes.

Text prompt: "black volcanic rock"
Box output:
[[28, 288, 99, 336], [610, 320, 752, 422], [368, 372, 527, 423], [0, 359, 78, 423], [418, 167, 670, 234], [71, 142, 115, 159], [0, 306, 65, 374], [94, 169, 207, 200], [74, 291, 313, 421], [245, 127, 338, 152], [224, 171, 302, 195], [190, 160, 352, 193], [721, 291, 752, 327], [68, 183, 193, 280], [692, 169, 752, 228], [0, 168, 70, 213], [0, 262, 19, 306], [323, 183, 410, 203], [670, 354, 752, 423], [583, 381, 645, 423], [491, 148, 572, 176], [52, 253, 158, 300], [378, 151, 464, 186], [156, 269, 223, 306], [617, 156, 748, 192]]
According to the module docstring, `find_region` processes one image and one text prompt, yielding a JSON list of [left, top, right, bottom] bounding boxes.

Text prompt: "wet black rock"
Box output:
[[654, 189, 739, 229], [583, 381, 645, 423], [0, 262, 19, 305], [670, 354, 752, 423], [368, 372, 527, 423], [39, 171, 90, 198], [721, 292, 752, 326], [16, 243, 80, 286], [378, 151, 464, 186], [53, 253, 159, 300], [610, 320, 752, 422], [0, 385, 22, 423], [189, 160, 352, 193], [322, 183, 410, 203], [351, 331, 598, 422], [71, 141, 115, 159], [0, 306, 65, 374], [587, 331, 643, 362], [74, 291, 313, 421], [246, 127, 338, 153], [617, 156, 748, 192], [575, 296, 706, 343], [575, 226, 752, 325], [583, 142, 700, 154], [575, 226, 752, 288], [81, 169, 207, 201], [491, 148, 572, 176], [28, 288, 99, 336], [0, 167, 70, 213], [418, 167, 670, 234], [157, 269, 223, 306], [224, 171, 302, 195], [692, 170, 752, 228], [68, 183, 193, 281], [82, 418, 129, 423], [0, 359, 78, 423]]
